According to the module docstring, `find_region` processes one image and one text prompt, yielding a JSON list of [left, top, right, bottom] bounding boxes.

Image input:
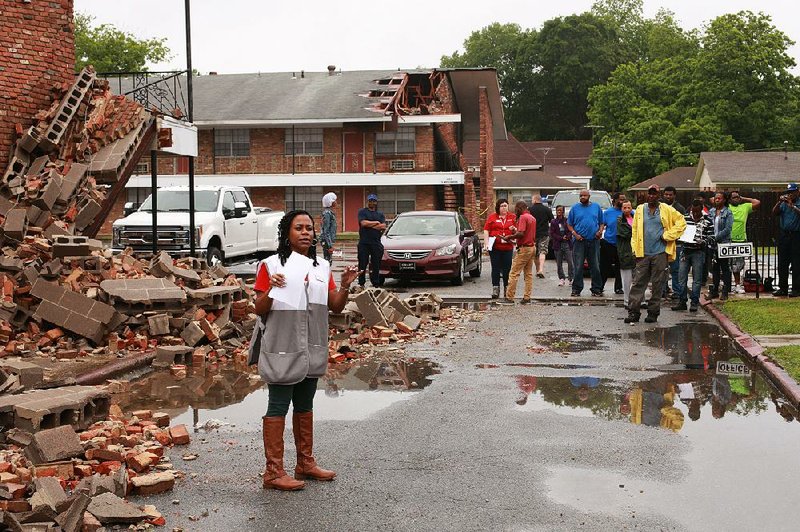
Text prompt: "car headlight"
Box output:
[[435, 244, 457, 256], [112, 227, 121, 246], [194, 227, 202, 246]]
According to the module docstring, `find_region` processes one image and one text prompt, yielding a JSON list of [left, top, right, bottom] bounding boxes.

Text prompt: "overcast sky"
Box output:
[[74, 0, 800, 74]]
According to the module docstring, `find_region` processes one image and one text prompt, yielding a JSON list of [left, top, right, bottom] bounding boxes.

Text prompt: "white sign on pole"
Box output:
[[716, 360, 752, 376], [717, 242, 753, 258]]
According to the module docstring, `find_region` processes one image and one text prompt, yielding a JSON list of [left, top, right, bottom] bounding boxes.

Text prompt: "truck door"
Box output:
[[222, 191, 244, 257], [232, 190, 258, 253]]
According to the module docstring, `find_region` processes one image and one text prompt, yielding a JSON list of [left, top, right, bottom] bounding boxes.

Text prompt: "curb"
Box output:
[[702, 297, 800, 409]]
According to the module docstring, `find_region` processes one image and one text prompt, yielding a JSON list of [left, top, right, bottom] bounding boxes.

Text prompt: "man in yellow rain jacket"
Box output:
[[625, 185, 686, 324]]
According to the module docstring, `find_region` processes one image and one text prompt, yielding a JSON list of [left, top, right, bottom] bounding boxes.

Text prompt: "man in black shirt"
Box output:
[[530, 195, 554, 278], [357, 193, 387, 287]]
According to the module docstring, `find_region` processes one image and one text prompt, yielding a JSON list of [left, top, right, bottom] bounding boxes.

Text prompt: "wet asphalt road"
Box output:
[[134, 281, 800, 531]]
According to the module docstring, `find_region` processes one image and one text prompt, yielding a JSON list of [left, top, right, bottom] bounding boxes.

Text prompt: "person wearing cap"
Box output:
[[771, 183, 800, 297], [625, 184, 686, 324], [320, 192, 338, 264], [357, 193, 387, 287]]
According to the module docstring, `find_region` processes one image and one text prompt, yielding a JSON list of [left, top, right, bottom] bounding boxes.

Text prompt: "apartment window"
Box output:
[[369, 186, 416, 219], [134, 161, 150, 175], [285, 128, 323, 155], [214, 129, 250, 157], [285, 186, 324, 220], [375, 127, 415, 155]]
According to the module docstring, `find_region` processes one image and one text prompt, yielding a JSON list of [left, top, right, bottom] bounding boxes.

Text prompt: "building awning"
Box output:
[[125, 172, 464, 188]]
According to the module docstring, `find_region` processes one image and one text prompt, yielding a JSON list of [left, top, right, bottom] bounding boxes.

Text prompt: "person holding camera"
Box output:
[[771, 183, 800, 297]]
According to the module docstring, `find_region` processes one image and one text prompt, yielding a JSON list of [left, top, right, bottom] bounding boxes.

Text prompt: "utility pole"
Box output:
[[185, 0, 196, 256]]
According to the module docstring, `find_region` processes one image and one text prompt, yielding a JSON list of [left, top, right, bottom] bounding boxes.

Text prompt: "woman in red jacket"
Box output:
[[483, 198, 517, 298]]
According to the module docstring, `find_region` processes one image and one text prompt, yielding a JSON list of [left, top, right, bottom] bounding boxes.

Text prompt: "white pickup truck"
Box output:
[[111, 185, 283, 265]]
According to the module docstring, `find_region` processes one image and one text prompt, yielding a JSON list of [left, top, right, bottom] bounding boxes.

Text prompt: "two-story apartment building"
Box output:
[[101, 67, 506, 234]]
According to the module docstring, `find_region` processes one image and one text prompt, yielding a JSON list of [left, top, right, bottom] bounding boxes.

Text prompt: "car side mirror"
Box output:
[[123, 202, 138, 216], [234, 201, 248, 218], [461, 229, 475, 238]]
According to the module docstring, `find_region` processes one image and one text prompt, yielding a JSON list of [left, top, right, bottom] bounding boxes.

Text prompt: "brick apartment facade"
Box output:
[[0, 0, 76, 171], [104, 68, 506, 235]]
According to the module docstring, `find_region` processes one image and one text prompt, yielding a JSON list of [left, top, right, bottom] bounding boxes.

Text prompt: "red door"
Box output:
[[344, 187, 364, 232], [343, 133, 364, 173]]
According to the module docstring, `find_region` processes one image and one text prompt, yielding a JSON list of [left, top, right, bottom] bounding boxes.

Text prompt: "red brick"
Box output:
[[169, 424, 190, 445]]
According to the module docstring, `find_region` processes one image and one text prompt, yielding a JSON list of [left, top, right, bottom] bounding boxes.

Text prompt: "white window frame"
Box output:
[[285, 128, 324, 156], [375, 127, 416, 155], [214, 128, 250, 157], [285, 186, 324, 220]]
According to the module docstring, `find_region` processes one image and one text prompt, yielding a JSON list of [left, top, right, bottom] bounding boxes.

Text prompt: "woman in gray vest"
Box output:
[[250, 210, 359, 490]]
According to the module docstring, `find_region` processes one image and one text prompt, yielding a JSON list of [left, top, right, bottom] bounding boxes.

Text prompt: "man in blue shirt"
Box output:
[[357, 193, 387, 287], [771, 183, 800, 297], [567, 190, 605, 297], [600, 192, 625, 295]]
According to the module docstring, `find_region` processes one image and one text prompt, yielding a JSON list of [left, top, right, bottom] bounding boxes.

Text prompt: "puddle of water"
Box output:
[[529, 330, 605, 353], [112, 357, 440, 431]]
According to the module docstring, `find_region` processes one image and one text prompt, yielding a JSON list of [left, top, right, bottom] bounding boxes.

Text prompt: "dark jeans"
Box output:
[[628, 253, 669, 317], [358, 241, 383, 286], [554, 246, 574, 280], [266, 377, 318, 417], [663, 244, 683, 295], [711, 251, 732, 295], [777, 230, 800, 292], [599, 240, 622, 291], [571, 239, 603, 295], [489, 249, 513, 288], [678, 248, 706, 305]]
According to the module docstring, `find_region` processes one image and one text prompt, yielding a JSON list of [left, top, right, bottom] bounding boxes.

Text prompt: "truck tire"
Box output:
[[207, 246, 224, 267]]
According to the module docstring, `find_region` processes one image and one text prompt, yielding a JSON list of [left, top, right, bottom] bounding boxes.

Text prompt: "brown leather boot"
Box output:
[[293, 412, 336, 481], [262, 416, 305, 490]]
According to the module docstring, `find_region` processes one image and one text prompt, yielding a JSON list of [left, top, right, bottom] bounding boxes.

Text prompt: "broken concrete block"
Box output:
[[147, 314, 170, 336], [402, 314, 422, 331], [24, 426, 83, 465], [354, 290, 389, 328], [152, 345, 192, 368], [51, 235, 102, 259], [0, 360, 44, 389], [181, 321, 205, 347], [130, 471, 174, 495], [86, 492, 147, 525], [2, 209, 27, 242], [54, 492, 90, 532], [29, 477, 67, 513]]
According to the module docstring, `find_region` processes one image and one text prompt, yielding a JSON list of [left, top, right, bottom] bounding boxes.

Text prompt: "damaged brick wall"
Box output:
[[0, 0, 76, 171]]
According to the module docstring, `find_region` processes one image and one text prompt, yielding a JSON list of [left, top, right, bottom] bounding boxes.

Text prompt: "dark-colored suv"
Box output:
[[380, 211, 482, 285]]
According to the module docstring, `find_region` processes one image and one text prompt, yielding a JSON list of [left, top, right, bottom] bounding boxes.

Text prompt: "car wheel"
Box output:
[[469, 253, 482, 278], [207, 246, 224, 267], [451, 257, 465, 286]]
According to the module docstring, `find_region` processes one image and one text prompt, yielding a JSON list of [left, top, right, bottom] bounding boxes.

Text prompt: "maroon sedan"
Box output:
[[379, 211, 482, 285]]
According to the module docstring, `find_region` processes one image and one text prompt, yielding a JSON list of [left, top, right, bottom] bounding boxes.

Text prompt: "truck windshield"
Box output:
[[139, 190, 220, 212]]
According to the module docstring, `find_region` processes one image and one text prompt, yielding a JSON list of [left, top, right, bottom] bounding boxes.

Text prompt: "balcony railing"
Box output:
[[199, 151, 461, 175], [97, 71, 189, 121]]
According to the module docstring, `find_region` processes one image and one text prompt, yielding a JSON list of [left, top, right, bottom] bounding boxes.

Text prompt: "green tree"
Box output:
[[74, 13, 171, 73], [441, 23, 537, 137]]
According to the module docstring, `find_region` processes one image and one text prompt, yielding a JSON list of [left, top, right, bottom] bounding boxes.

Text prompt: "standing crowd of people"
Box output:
[[486, 182, 800, 313]]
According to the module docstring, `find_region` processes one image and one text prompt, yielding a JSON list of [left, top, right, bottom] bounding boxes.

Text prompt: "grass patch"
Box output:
[[721, 299, 800, 335], [766, 346, 800, 383]]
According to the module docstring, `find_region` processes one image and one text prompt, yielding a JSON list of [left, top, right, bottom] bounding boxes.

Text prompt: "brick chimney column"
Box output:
[[478, 86, 494, 225], [0, 0, 76, 170]]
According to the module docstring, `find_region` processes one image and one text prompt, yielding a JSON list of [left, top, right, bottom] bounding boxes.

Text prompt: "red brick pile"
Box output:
[[0, 406, 190, 529]]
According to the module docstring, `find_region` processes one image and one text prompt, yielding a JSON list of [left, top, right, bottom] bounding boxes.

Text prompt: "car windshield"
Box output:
[[386, 215, 457, 236], [139, 190, 220, 213], [553, 191, 611, 209]]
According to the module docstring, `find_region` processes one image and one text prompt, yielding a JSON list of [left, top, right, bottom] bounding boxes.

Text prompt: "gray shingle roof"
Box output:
[[494, 170, 581, 190], [629, 166, 698, 191], [699, 151, 800, 185]]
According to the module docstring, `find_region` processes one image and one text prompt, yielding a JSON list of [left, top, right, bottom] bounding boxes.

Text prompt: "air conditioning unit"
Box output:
[[390, 159, 415, 170]]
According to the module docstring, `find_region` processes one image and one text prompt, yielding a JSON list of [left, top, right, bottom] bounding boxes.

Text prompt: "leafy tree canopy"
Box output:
[[74, 13, 171, 73]]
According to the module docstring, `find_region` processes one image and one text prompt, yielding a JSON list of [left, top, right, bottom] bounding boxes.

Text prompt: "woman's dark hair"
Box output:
[[495, 198, 509, 215], [714, 191, 729, 206], [277, 210, 318, 267]]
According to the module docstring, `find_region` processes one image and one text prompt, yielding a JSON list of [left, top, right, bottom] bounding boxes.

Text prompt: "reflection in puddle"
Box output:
[[513, 363, 798, 431], [112, 357, 440, 430]]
